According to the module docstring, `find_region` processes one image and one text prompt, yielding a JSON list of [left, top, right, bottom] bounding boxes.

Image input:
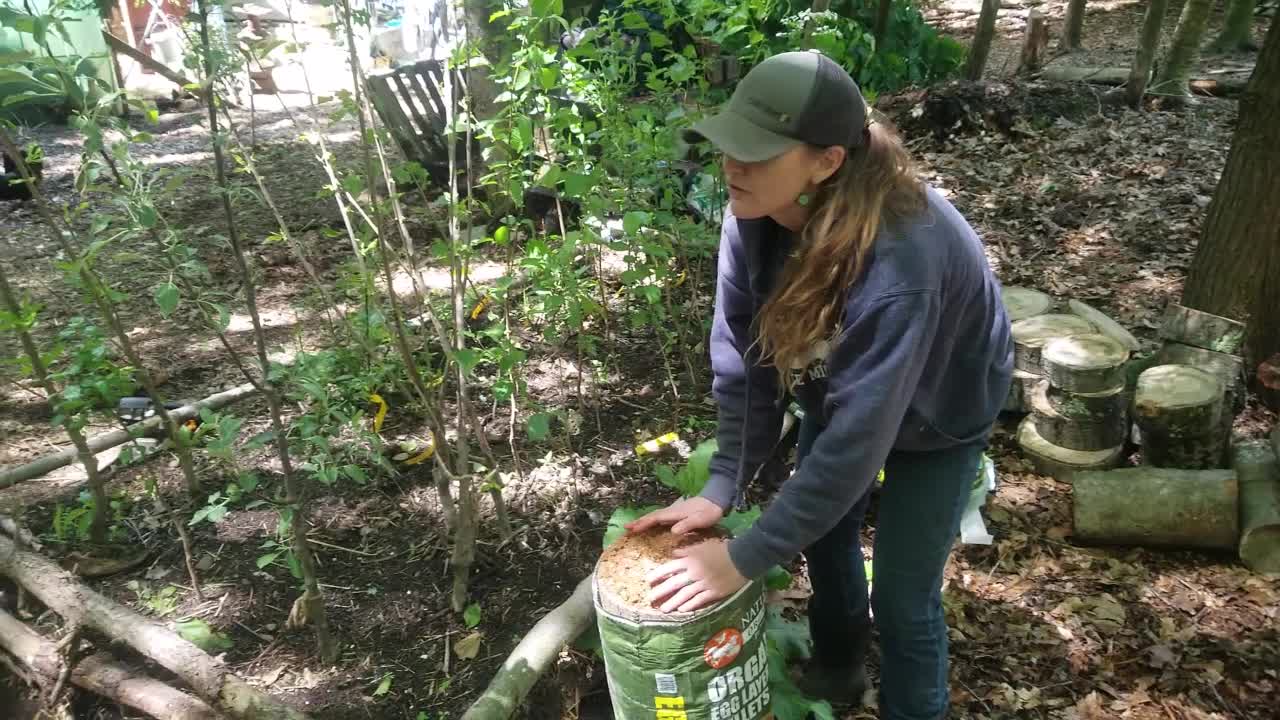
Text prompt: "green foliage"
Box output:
[[604, 504, 662, 546], [45, 318, 133, 432], [175, 617, 233, 652], [127, 581, 179, 617], [655, 438, 718, 497], [463, 602, 483, 628]]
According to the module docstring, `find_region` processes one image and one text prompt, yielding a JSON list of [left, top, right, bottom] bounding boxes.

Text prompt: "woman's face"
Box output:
[[722, 145, 845, 222]]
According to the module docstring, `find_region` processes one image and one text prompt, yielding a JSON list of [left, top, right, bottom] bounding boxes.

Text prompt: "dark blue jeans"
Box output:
[[796, 417, 982, 720]]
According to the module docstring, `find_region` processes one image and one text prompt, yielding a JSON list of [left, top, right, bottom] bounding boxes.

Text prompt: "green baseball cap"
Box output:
[[686, 51, 868, 163]]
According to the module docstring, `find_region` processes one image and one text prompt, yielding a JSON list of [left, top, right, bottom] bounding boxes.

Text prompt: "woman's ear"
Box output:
[[811, 146, 847, 185]]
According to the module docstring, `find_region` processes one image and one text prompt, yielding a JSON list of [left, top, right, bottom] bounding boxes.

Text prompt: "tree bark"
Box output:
[[1061, 0, 1087, 51], [1211, 0, 1259, 52], [1029, 380, 1128, 451], [1046, 64, 1250, 95], [1126, 0, 1171, 107], [1073, 467, 1240, 549], [0, 535, 309, 719], [1018, 416, 1125, 481], [0, 610, 220, 720], [460, 576, 595, 720], [964, 0, 1000, 81], [873, 0, 893, 49], [1152, 0, 1215, 97], [1181, 18, 1280, 409]]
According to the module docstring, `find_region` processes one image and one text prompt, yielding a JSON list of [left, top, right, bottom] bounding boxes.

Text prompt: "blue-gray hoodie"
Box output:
[[701, 186, 1014, 580]]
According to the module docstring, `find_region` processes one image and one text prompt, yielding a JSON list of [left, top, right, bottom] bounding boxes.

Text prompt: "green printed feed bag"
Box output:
[[594, 528, 772, 720]]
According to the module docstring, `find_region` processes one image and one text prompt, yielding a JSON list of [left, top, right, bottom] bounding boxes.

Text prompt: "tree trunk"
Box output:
[[0, 535, 309, 719], [1152, 0, 1215, 97], [964, 0, 1000, 81], [874, 0, 893, 48], [0, 610, 220, 720], [1211, 0, 1259, 52], [1061, 0, 1087, 50], [1234, 440, 1280, 574], [1181, 18, 1280, 410], [1072, 467, 1240, 549], [1126, 0, 1171, 107]]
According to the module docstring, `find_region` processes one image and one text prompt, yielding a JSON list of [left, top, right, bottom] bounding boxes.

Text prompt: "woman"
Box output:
[[625, 51, 1014, 720]]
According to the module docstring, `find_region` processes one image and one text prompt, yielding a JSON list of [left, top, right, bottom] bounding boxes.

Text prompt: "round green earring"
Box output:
[[796, 192, 812, 207]]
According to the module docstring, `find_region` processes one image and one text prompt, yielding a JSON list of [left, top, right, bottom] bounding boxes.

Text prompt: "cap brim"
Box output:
[[685, 110, 801, 163]]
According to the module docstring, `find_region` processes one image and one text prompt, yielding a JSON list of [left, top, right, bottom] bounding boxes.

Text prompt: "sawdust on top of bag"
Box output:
[[597, 526, 725, 611]]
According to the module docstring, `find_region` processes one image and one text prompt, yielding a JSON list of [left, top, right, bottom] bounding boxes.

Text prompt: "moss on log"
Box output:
[[1073, 466, 1239, 549]]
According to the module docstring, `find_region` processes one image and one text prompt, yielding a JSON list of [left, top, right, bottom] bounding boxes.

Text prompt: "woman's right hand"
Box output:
[[625, 496, 725, 535]]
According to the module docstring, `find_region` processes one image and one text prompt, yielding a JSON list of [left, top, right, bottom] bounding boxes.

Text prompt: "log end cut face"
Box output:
[[1134, 364, 1223, 415], [1043, 333, 1130, 371], [1002, 286, 1054, 322], [1011, 314, 1097, 348]]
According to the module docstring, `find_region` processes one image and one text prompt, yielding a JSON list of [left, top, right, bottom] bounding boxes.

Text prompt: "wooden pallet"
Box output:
[[365, 59, 477, 187]]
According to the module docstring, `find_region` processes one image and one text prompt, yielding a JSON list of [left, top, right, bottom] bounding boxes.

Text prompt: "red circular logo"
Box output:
[[703, 628, 744, 669]]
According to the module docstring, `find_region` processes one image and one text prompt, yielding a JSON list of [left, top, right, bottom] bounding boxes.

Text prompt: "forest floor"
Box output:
[[1, 1, 1278, 719]]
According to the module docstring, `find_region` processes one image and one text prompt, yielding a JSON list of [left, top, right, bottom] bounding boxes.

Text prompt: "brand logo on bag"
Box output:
[[703, 628, 744, 669]]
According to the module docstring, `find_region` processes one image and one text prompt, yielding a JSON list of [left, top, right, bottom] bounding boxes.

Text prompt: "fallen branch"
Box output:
[[0, 610, 220, 719], [1039, 65, 1250, 96], [0, 381, 257, 488], [102, 30, 197, 91], [0, 534, 308, 719], [461, 575, 595, 720]]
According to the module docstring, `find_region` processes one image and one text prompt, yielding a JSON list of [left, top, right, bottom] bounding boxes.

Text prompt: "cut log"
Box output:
[[1155, 341, 1246, 411], [1133, 365, 1224, 437], [1005, 368, 1043, 413], [1158, 304, 1247, 354], [1018, 416, 1125, 481], [461, 576, 594, 720], [1072, 467, 1239, 549], [1017, 9, 1051, 75], [1042, 334, 1130, 394], [1234, 440, 1280, 574], [0, 610, 219, 719], [0, 535, 309, 720], [1135, 364, 1228, 469], [0, 381, 257, 488], [1040, 65, 1251, 96], [1067, 299, 1140, 352], [1140, 427, 1229, 470], [1030, 380, 1128, 451], [1046, 383, 1127, 422], [1012, 314, 1096, 372], [1002, 286, 1054, 322]]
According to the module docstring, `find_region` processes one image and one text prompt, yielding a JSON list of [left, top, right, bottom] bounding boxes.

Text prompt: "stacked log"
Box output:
[[1133, 365, 1227, 469], [1002, 287, 1054, 412], [1019, 333, 1130, 480], [1234, 440, 1280, 575]]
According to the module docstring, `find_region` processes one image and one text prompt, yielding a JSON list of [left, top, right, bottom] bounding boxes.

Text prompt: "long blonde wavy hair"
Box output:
[[755, 121, 927, 390]]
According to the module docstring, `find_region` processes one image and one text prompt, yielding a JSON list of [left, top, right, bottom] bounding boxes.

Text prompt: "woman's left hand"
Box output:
[[647, 539, 748, 613]]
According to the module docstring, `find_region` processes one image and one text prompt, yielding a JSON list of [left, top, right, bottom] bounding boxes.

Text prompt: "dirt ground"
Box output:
[[2, 1, 1278, 719]]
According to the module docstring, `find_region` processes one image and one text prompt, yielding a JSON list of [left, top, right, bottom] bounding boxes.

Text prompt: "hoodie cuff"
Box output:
[[726, 531, 780, 581], [700, 471, 738, 511]]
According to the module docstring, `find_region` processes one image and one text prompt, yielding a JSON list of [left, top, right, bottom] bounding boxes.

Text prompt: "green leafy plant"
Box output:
[[175, 617, 233, 653]]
